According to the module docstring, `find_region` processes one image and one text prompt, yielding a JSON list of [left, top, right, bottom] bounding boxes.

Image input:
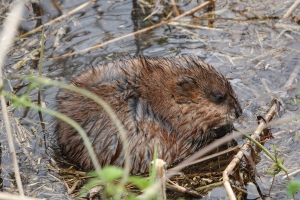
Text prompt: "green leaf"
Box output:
[[12, 95, 29, 107], [98, 166, 124, 181], [287, 180, 300, 198], [128, 176, 150, 190], [27, 82, 40, 92]]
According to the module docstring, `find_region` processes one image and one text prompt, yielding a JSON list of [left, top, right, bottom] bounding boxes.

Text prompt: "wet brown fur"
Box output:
[[55, 55, 242, 174]]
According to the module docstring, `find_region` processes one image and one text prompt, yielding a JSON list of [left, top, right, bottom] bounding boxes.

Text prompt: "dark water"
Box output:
[[1, 0, 300, 199]]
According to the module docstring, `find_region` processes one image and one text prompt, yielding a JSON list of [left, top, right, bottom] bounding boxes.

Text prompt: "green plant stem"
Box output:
[[242, 133, 287, 172]]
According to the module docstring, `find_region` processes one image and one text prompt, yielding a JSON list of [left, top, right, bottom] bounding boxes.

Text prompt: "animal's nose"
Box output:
[[235, 106, 243, 118]]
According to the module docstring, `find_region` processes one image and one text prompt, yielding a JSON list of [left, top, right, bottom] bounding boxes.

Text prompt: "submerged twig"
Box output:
[[189, 146, 239, 166]]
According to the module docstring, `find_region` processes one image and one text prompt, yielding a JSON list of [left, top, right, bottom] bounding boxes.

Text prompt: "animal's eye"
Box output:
[[211, 91, 226, 104]]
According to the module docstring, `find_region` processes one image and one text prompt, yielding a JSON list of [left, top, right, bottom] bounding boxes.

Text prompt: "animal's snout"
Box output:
[[235, 106, 242, 119]]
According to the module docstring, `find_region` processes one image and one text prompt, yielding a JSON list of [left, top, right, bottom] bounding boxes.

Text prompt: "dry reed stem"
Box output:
[[136, 159, 167, 200], [170, 0, 180, 16], [189, 146, 239, 166], [64, 180, 80, 194], [19, 0, 93, 38], [282, 0, 300, 19], [0, 1, 24, 197], [168, 21, 222, 31], [222, 99, 280, 200], [282, 65, 300, 90], [195, 181, 223, 191], [155, 159, 167, 200], [166, 179, 203, 197], [51, 0, 215, 60]]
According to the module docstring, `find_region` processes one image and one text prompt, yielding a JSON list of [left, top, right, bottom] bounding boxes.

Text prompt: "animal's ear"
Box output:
[[177, 75, 196, 94], [177, 76, 197, 88], [172, 76, 199, 103]]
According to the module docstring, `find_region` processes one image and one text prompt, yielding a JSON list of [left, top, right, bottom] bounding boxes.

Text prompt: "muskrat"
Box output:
[[55, 55, 242, 174]]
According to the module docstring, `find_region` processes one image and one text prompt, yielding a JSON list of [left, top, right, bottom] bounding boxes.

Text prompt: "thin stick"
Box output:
[[0, 2, 24, 196], [222, 99, 280, 200], [51, 0, 215, 60], [19, 1, 93, 38], [172, 0, 214, 21], [166, 179, 203, 198], [189, 146, 239, 166], [170, 0, 180, 16], [282, 0, 300, 19]]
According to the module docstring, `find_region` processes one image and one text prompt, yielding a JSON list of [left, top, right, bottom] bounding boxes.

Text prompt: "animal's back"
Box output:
[[56, 55, 242, 174]]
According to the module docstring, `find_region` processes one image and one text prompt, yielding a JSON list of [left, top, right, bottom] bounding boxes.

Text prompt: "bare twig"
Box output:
[[222, 99, 281, 200], [172, 0, 214, 21], [196, 181, 223, 191], [170, 0, 180, 16], [188, 146, 239, 166], [282, 65, 300, 90], [19, 0, 93, 38], [154, 159, 167, 200], [64, 180, 80, 194], [51, 0, 215, 60], [282, 0, 300, 19], [0, 1, 24, 196], [166, 179, 203, 198], [168, 21, 222, 31]]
